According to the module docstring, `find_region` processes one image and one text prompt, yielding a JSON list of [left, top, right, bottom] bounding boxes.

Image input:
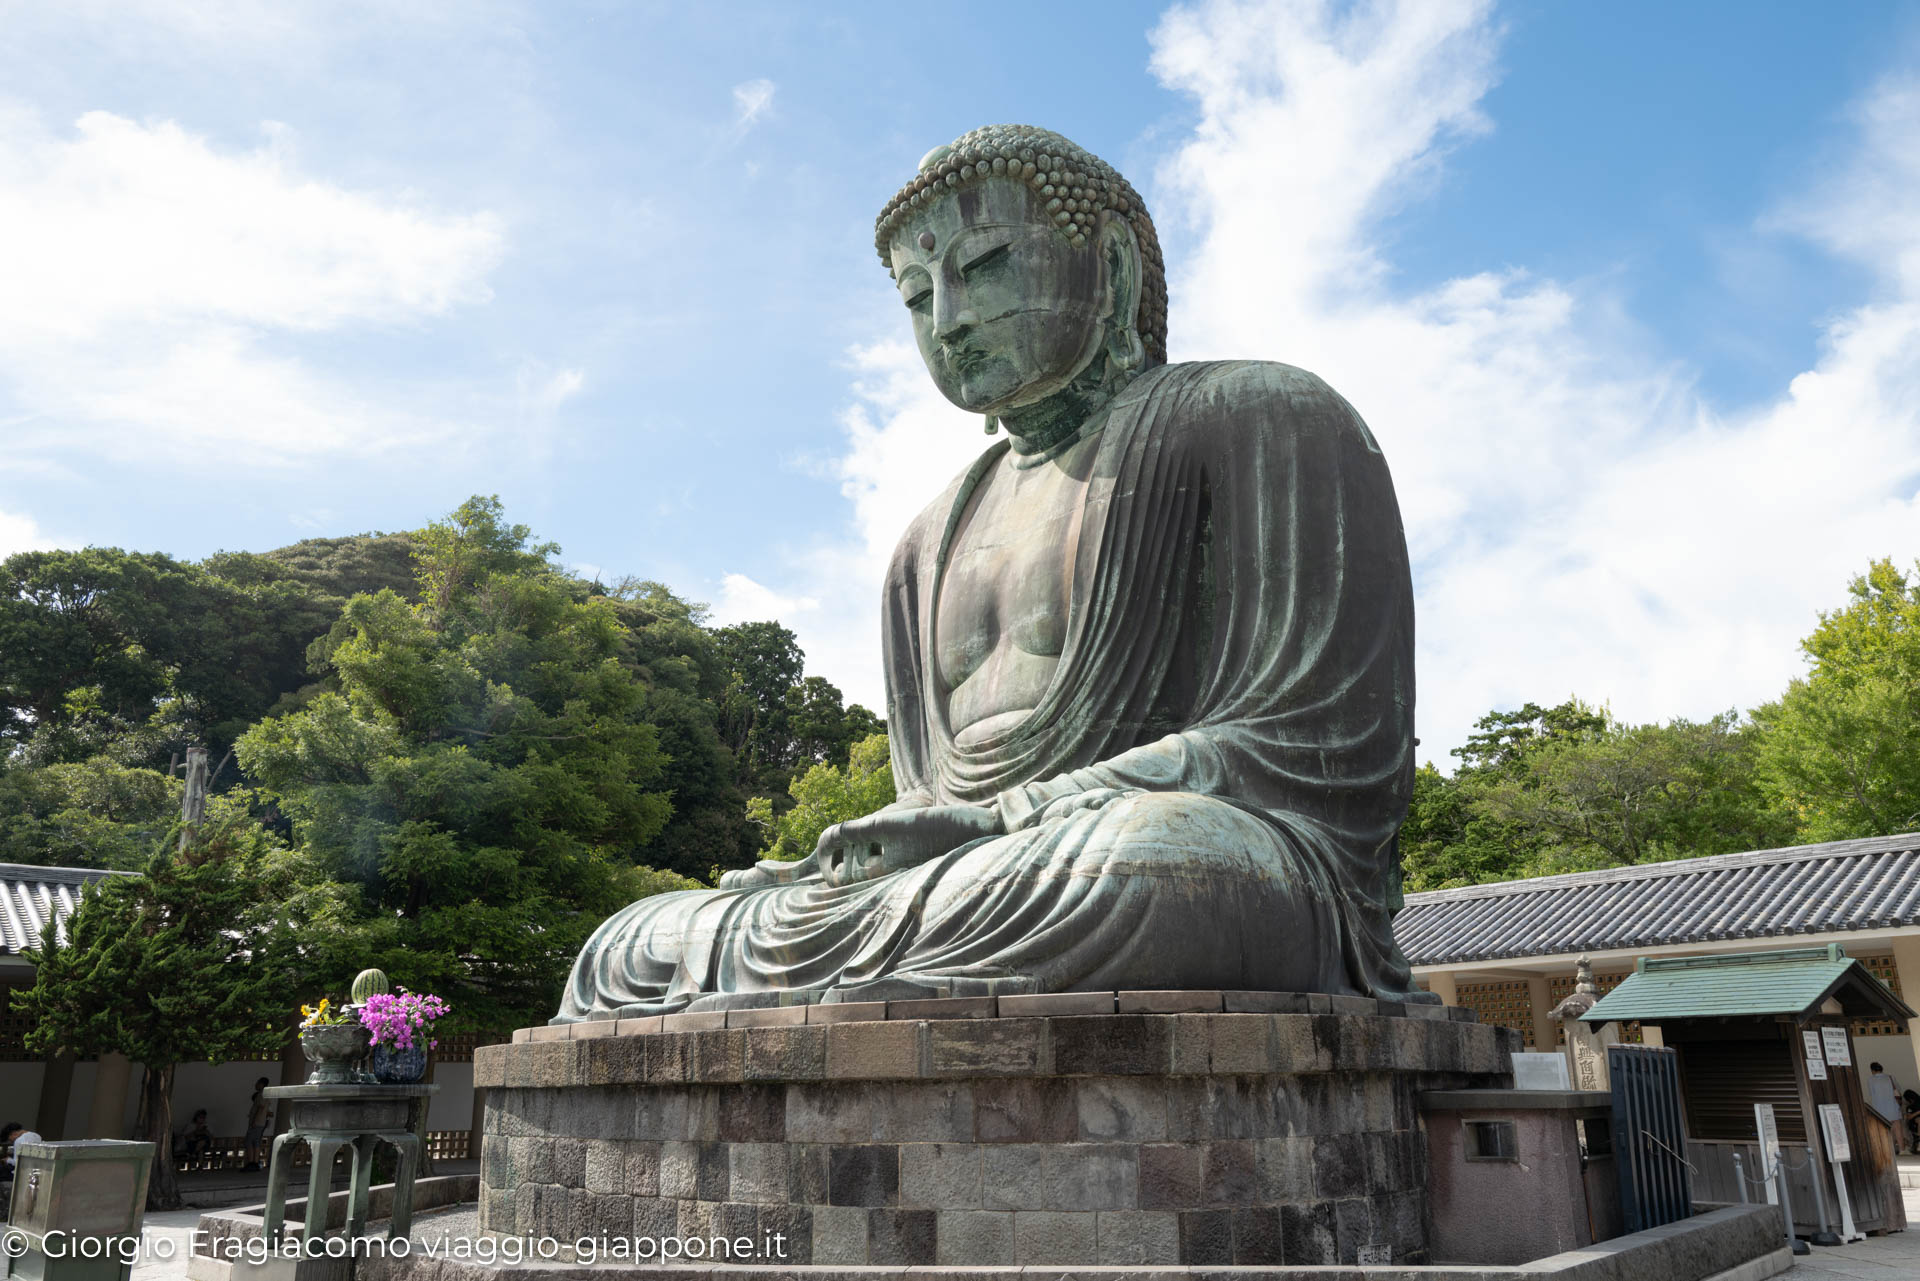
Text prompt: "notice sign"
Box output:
[[1807, 1054, 1828, 1081], [1802, 1029, 1823, 1059], [1819, 1103, 1851, 1162], [1822, 1026, 1852, 1067], [1754, 1103, 1781, 1205]]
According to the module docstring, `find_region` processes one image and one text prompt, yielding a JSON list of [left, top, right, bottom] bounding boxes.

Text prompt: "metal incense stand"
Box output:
[[260, 1084, 436, 1245]]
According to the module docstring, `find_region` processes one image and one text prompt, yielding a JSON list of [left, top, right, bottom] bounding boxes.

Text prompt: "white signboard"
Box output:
[[1754, 1103, 1781, 1205], [1822, 1026, 1852, 1067], [1819, 1103, 1863, 1242], [1819, 1103, 1851, 1162], [1512, 1051, 1572, 1090], [1802, 1029, 1823, 1059], [1807, 1055, 1828, 1081]]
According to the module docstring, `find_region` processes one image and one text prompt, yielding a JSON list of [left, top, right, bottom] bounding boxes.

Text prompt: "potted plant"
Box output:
[[358, 989, 449, 1084], [298, 998, 369, 1084]]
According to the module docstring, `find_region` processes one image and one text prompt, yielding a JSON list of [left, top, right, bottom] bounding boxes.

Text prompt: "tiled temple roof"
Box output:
[[1396, 833, 1920, 966], [0, 863, 129, 955]]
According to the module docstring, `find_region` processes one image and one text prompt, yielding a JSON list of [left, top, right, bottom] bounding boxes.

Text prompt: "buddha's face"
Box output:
[[889, 177, 1112, 415]]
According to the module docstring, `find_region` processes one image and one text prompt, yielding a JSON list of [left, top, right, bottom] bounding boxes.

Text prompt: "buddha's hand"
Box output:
[[719, 852, 819, 889], [1031, 786, 1139, 826], [816, 804, 1005, 889]]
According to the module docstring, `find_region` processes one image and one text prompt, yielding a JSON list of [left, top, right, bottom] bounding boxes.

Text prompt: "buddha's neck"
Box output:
[[1001, 351, 1136, 460]]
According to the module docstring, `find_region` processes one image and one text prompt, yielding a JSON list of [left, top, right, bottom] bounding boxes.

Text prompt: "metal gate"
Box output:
[[1609, 1043, 1692, 1232]]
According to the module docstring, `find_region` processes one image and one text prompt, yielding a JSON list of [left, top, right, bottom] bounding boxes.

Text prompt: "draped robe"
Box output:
[[556, 360, 1423, 1020]]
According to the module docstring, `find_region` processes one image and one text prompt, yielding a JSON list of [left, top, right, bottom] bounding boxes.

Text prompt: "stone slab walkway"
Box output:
[[1783, 1185, 1920, 1278]]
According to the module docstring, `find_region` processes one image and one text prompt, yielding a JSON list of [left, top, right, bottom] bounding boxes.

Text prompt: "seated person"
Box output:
[[178, 1110, 214, 1161], [3, 1128, 40, 1193], [558, 125, 1425, 1019], [1, 1120, 22, 1189]]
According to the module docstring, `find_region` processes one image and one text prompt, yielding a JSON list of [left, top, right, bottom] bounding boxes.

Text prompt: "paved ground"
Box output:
[[1779, 1184, 1920, 1279], [119, 1161, 478, 1281], [131, 1209, 210, 1281], [116, 1174, 1920, 1279]]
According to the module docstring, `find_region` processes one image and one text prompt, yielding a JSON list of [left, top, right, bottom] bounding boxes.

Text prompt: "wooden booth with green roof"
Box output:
[[1582, 944, 1912, 1237]]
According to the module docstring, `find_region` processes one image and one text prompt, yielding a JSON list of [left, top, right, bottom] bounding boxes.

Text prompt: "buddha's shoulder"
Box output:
[[890, 442, 1009, 573], [1123, 360, 1382, 457]]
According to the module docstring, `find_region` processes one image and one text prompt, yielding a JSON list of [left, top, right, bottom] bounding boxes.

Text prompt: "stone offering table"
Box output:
[[476, 993, 1516, 1267], [262, 1084, 436, 1244]]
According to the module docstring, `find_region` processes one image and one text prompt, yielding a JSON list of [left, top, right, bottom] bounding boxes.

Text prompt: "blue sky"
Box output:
[[2, 0, 1918, 766]]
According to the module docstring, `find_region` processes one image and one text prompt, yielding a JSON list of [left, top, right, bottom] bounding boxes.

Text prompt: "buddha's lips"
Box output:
[[945, 346, 992, 373]]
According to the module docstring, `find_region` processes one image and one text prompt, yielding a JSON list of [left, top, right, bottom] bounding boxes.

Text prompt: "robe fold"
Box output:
[[555, 360, 1422, 1021]]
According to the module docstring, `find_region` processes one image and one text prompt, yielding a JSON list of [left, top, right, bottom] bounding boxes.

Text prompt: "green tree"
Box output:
[[203, 533, 422, 604], [0, 549, 209, 763], [748, 732, 896, 861], [715, 621, 806, 778], [1398, 762, 1522, 890], [1479, 712, 1791, 873], [714, 621, 884, 809], [237, 499, 687, 1028], [1399, 699, 1789, 889], [1399, 700, 1602, 890], [0, 542, 411, 777], [0, 758, 180, 869], [603, 581, 758, 877], [18, 822, 307, 1209], [1754, 558, 1920, 840], [413, 495, 556, 627]]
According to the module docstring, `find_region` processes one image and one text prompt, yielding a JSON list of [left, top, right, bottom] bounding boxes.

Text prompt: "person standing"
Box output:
[[1868, 1061, 1901, 1124], [243, 1077, 271, 1171]]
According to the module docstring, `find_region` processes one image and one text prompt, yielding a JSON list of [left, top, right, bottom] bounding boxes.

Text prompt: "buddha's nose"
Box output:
[[935, 303, 980, 344]]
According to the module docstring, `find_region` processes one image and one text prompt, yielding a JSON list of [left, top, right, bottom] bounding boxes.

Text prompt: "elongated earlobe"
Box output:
[[1103, 217, 1145, 374]]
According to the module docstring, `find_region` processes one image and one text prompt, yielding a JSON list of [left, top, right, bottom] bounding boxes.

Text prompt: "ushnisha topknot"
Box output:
[[875, 124, 1167, 366]]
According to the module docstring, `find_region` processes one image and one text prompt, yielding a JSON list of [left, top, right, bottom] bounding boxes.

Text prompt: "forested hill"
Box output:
[[0, 496, 879, 883]]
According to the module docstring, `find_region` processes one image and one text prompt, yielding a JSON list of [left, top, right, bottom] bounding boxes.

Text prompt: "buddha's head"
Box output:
[[875, 125, 1167, 419]]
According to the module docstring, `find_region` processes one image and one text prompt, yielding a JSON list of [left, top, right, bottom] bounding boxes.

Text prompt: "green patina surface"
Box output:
[[556, 124, 1425, 1020], [1582, 944, 1911, 1023]]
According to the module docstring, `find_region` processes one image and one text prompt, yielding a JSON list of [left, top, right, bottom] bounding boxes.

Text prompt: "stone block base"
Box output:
[[475, 1004, 1515, 1267]]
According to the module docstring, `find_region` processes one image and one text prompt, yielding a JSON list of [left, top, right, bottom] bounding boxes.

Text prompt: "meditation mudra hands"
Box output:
[[814, 803, 1008, 887], [717, 803, 1004, 890], [715, 789, 1143, 891]]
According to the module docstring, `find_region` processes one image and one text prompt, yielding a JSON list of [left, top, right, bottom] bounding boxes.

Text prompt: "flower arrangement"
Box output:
[[299, 997, 347, 1028], [358, 989, 450, 1052]]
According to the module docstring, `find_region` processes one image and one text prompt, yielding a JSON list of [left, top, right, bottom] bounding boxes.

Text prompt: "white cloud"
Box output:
[[693, 340, 983, 709], [708, 0, 1920, 758], [0, 506, 52, 560], [732, 79, 776, 131], [0, 111, 500, 341], [711, 573, 821, 627], [0, 108, 505, 460], [833, 342, 991, 581], [511, 365, 586, 453], [1146, 0, 1920, 762]]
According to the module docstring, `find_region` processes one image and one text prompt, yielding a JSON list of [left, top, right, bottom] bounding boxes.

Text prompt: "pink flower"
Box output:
[[357, 988, 451, 1050]]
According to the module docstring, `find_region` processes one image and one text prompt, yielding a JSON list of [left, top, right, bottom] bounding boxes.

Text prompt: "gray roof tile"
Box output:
[[1, 863, 131, 955], [1395, 833, 1920, 966]]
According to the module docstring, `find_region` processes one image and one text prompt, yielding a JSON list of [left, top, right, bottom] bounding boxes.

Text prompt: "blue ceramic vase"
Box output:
[[370, 1043, 428, 1084]]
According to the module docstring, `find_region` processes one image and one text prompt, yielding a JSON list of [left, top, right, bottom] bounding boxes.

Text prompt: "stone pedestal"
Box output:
[[474, 995, 1514, 1267]]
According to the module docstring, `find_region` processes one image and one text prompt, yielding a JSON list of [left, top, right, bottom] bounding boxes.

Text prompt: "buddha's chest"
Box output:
[[935, 445, 1093, 692]]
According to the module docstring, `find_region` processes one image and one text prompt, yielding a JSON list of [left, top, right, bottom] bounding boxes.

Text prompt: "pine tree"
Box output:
[[19, 820, 305, 1209]]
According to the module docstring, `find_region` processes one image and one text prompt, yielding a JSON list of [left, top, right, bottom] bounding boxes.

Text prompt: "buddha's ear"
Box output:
[[1099, 213, 1146, 373]]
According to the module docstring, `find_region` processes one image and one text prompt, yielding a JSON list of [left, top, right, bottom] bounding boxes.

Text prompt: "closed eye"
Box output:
[[961, 243, 1011, 277], [904, 287, 931, 310]]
